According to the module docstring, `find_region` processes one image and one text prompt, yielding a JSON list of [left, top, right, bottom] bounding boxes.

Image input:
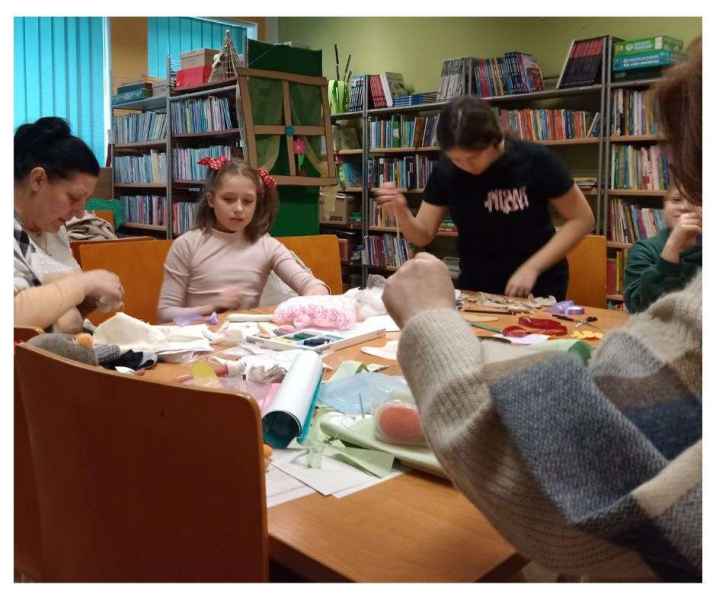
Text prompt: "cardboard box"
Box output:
[[176, 66, 213, 89], [152, 81, 170, 97], [613, 36, 683, 57], [180, 48, 220, 70], [320, 191, 350, 225]]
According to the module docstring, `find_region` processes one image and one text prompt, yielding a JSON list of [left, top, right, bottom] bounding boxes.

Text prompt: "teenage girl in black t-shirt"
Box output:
[[375, 96, 595, 299]]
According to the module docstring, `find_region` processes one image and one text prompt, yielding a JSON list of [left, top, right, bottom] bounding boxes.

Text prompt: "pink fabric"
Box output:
[[158, 229, 328, 312], [272, 295, 357, 330]]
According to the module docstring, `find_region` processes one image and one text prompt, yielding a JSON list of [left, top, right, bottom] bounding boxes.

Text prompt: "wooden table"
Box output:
[[143, 304, 628, 582]]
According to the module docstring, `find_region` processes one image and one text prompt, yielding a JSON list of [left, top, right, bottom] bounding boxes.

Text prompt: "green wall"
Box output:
[[278, 17, 701, 92]]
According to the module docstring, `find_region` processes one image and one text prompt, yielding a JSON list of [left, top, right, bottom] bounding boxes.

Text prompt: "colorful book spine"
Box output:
[[120, 195, 168, 226], [114, 150, 167, 184], [170, 96, 234, 135], [172, 145, 232, 181], [172, 201, 198, 236]]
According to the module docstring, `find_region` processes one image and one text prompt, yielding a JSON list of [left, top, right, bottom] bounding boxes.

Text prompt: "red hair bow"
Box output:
[[257, 168, 277, 189], [197, 155, 230, 171]]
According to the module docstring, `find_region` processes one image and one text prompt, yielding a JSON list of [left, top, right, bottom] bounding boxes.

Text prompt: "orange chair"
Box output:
[[77, 239, 172, 324], [15, 343, 268, 582], [70, 236, 153, 264], [276, 234, 343, 294], [566, 234, 607, 308]]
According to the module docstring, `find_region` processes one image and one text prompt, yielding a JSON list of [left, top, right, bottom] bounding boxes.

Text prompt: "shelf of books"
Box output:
[[603, 34, 681, 309], [327, 34, 683, 300], [111, 69, 243, 240]]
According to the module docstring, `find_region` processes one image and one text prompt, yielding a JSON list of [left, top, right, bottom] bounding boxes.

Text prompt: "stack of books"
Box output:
[[495, 108, 600, 141], [347, 76, 366, 112], [574, 176, 598, 194], [393, 92, 439, 107], [368, 155, 437, 189], [173, 201, 198, 236], [473, 52, 544, 97], [367, 73, 409, 108], [114, 151, 167, 184], [608, 197, 666, 244], [366, 234, 411, 269], [438, 57, 476, 100], [610, 145, 670, 191], [338, 162, 362, 188], [172, 145, 232, 181], [369, 198, 397, 229], [113, 111, 168, 144], [611, 89, 661, 136], [112, 80, 153, 106], [369, 114, 440, 148], [557, 36, 607, 88], [612, 35, 684, 82], [170, 96, 234, 135], [120, 195, 168, 226]]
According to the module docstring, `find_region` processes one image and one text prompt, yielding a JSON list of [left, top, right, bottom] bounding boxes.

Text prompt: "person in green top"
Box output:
[[624, 188, 701, 313]]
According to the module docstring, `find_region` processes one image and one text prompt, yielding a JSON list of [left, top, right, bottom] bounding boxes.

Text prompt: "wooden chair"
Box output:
[[77, 239, 172, 324], [70, 236, 154, 265], [276, 234, 343, 294], [14, 327, 44, 581], [14, 343, 268, 582], [566, 234, 607, 308]]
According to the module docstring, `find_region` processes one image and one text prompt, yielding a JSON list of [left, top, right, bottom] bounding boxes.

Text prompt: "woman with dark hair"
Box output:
[[14, 117, 124, 332], [382, 38, 702, 581], [375, 96, 595, 299]]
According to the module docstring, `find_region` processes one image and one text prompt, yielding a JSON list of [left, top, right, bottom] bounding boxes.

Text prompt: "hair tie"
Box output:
[[257, 168, 277, 189], [197, 155, 230, 171]]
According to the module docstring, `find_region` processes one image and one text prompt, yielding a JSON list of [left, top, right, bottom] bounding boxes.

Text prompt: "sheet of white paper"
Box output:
[[493, 333, 550, 346], [332, 466, 407, 498], [360, 339, 399, 361], [265, 464, 316, 508], [271, 452, 377, 496], [361, 315, 400, 333]]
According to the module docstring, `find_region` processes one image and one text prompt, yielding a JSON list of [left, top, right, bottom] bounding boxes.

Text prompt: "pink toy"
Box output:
[[272, 296, 357, 330]]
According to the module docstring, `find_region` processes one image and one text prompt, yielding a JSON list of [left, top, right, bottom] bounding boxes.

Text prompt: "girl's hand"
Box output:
[[374, 182, 408, 218], [505, 265, 539, 298], [214, 285, 249, 311], [667, 211, 702, 254]]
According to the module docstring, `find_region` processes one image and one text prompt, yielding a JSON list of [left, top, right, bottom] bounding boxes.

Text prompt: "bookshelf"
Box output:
[[603, 38, 671, 308], [328, 44, 611, 288], [327, 36, 677, 309]]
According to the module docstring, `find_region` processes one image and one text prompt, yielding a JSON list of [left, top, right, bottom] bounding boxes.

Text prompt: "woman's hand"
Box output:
[[504, 264, 540, 298], [374, 182, 409, 218], [383, 252, 455, 329], [80, 269, 124, 303]]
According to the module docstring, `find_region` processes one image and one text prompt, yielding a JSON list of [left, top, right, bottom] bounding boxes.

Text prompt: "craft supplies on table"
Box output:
[[226, 312, 275, 323], [247, 323, 384, 354]]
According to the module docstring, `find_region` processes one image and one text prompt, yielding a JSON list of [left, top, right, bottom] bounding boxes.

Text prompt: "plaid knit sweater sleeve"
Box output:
[[397, 273, 701, 581]]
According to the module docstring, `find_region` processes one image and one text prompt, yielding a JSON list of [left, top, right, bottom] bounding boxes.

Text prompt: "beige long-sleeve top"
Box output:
[[158, 228, 328, 312]]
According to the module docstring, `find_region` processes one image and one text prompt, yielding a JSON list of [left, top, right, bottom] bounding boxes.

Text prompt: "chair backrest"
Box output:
[[276, 234, 343, 294], [14, 327, 44, 581], [92, 210, 115, 230], [71, 236, 154, 266], [14, 344, 268, 582], [77, 239, 172, 324], [566, 234, 607, 309]]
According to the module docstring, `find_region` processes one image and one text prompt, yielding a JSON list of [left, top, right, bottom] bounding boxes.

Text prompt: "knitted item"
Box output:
[[397, 272, 702, 581], [93, 343, 122, 365], [27, 333, 97, 365]]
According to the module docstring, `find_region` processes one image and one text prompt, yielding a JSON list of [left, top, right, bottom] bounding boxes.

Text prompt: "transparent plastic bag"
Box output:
[[373, 390, 427, 447]]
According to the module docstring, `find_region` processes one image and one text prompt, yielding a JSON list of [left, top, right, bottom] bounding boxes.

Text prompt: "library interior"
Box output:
[[13, 15, 702, 584]]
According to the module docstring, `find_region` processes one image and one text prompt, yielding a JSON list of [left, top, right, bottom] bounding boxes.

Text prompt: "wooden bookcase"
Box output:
[[111, 60, 336, 240], [327, 35, 675, 309]]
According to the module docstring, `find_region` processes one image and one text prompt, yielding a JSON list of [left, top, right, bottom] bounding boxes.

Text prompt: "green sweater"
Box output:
[[624, 228, 701, 313]]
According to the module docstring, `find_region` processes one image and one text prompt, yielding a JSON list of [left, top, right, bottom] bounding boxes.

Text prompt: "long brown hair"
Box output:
[[652, 37, 702, 205], [194, 159, 278, 242]]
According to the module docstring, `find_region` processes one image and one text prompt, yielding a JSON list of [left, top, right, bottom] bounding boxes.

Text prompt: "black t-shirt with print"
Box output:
[[424, 138, 574, 298]]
